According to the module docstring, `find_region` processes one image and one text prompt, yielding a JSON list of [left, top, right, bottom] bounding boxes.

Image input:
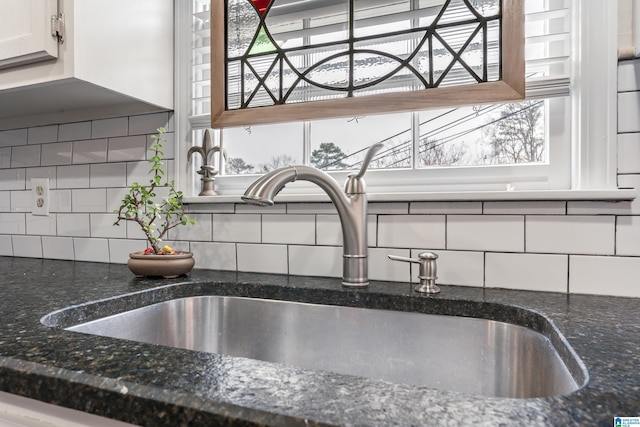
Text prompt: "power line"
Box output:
[[322, 100, 544, 169]]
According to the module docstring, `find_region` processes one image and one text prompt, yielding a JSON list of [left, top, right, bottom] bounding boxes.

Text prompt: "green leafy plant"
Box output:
[[114, 127, 194, 254]]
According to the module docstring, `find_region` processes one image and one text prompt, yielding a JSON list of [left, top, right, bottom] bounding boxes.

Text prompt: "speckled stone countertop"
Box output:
[[0, 257, 638, 426]]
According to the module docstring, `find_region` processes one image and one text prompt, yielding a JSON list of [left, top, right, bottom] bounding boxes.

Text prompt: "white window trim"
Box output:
[[175, 0, 635, 204]]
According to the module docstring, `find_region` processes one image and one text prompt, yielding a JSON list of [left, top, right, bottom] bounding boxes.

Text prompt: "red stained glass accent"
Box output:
[[250, 0, 271, 15]]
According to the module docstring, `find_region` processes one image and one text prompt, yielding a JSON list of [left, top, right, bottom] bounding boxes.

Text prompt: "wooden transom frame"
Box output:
[[210, 0, 524, 129]]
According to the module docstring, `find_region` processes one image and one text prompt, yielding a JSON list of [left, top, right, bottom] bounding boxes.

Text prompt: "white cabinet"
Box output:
[[0, 0, 174, 130], [0, 0, 59, 70]]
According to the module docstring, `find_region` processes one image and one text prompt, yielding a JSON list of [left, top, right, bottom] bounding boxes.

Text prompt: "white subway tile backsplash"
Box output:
[[73, 237, 109, 262], [57, 213, 90, 237], [50, 190, 72, 213], [234, 203, 287, 215], [567, 201, 631, 215], [0, 169, 25, 191], [10, 191, 31, 212], [316, 214, 377, 247], [107, 188, 128, 212], [91, 214, 126, 239], [0, 213, 25, 234], [108, 136, 147, 162], [72, 189, 106, 212], [570, 255, 640, 297], [41, 141, 72, 166], [42, 236, 74, 260], [617, 174, 640, 214], [263, 214, 315, 245], [28, 125, 57, 144], [618, 133, 640, 174], [57, 165, 90, 189], [90, 163, 126, 188], [316, 215, 342, 246], [368, 202, 409, 214], [412, 249, 484, 287], [237, 243, 288, 274], [26, 167, 56, 189], [153, 186, 171, 201], [26, 214, 56, 235], [11, 145, 40, 168], [289, 245, 342, 278], [211, 214, 261, 243], [378, 215, 446, 249], [108, 239, 146, 263], [286, 203, 337, 215], [170, 213, 213, 242], [235, 203, 286, 214], [526, 216, 615, 255], [0, 129, 27, 147], [616, 216, 640, 255], [12, 235, 41, 258], [58, 122, 91, 142], [0, 192, 9, 212], [448, 215, 524, 252], [190, 241, 237, 270], [618, 91, 640, 133], [483, 201, 566, 215], [410, 202, 482, 215], [128, 112, 170, 135], [0, 147, 10, 168], [92, 117, 128, 138], [73, 139, 108, 164], [188, 203, 236, 214], [0, 234, 12, 256], [125, 221, 148, 240], [486, 252, 568, 293]]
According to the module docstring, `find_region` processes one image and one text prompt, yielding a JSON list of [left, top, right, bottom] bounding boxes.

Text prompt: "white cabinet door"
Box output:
[[0, 0, 59, 70]]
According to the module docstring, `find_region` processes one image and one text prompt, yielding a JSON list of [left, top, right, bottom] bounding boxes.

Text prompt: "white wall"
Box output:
[[2, 60, 640, 298]]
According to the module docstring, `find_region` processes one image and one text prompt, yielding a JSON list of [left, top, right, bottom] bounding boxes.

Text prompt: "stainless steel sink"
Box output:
[[64, 296, 583, 398]]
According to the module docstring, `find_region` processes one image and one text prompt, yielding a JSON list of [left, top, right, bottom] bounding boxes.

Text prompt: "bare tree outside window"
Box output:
[[419, 138, 468, 166], [226, 157, 255, 175], [369, 141, 412, 169], [260, 154, 297, 172], [484, 100, 545, 164]]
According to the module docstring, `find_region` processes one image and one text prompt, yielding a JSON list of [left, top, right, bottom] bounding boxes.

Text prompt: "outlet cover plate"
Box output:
[[31, 178, 49, 216]]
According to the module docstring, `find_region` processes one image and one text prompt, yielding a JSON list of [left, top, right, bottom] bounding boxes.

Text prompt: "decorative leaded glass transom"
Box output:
[[225, 0, 503, 111]]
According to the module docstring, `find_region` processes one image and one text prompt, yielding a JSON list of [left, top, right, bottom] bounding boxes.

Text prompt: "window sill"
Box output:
[[184, 188, 636, 204]]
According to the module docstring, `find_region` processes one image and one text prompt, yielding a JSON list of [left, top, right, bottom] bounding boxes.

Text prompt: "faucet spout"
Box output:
[[241, 166, 299, 206], [242, 161, 377, 287]]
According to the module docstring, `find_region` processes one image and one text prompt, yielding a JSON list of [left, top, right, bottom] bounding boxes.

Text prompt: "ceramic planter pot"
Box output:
[[128, 252, 195, 278]]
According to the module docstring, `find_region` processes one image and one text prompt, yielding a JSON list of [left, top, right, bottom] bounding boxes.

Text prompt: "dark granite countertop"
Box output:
[[0, 256, 638, 426]]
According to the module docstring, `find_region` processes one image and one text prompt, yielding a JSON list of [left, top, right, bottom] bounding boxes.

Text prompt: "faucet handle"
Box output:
[[355, 142, 384, 179], [345, 142, 383, 195], [388, 252, 440, 294]]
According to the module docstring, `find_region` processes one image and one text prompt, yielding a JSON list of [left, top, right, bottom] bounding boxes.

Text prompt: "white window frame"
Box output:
[[175, 0, 633, 203]]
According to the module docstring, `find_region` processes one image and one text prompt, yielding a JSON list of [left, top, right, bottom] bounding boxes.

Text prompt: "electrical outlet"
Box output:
[[31, 178, 50, 216]]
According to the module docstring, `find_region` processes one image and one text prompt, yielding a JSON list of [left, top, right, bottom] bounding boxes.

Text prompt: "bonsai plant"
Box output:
[[114, 127, 195, 277]]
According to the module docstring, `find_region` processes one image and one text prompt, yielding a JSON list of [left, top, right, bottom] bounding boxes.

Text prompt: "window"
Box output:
[[178, 0, 619, 199]]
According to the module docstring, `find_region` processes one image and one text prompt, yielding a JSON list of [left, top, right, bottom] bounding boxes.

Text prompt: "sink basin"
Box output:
[[61, 295, 584, 398]]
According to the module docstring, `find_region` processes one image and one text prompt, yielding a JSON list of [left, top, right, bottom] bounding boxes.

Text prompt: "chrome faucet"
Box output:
[[242, 143, 383, 287]]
